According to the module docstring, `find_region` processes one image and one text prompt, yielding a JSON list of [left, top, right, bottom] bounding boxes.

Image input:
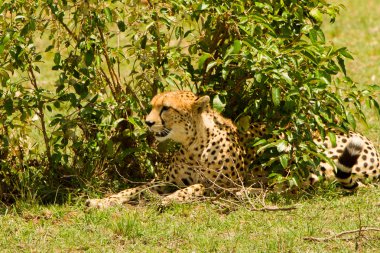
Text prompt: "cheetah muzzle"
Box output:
[[154, 128, 171, 138]]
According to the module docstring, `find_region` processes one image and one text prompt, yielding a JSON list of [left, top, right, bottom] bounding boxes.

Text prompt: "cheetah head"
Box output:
[[145, 91, 210, 143]]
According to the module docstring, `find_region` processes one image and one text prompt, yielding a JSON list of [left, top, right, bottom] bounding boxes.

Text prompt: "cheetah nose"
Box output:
[[145, 120, 155, 127]]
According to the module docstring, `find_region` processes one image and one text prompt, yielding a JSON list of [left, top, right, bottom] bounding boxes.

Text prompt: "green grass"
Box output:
[[1, 188, 379, 252], [2, 0, 380, 252]]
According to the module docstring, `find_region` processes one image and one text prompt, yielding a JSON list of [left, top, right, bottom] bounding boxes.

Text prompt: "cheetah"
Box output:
[[86, 91, 246, 208], [241, 123, 380, 189], [85, 91, 380, 208]]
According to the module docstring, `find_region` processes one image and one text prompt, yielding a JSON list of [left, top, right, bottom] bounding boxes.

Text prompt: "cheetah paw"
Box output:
[[85, 198, 115, 209]]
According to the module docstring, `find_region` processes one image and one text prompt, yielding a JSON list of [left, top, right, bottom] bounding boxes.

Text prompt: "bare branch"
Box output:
[[97, 26, 123, 100], [27, 63, 53, 168], [304, 227, 380, 242]]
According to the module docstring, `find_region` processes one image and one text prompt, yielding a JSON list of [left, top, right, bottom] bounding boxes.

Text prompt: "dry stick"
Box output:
[[202, 169, 296, 211], [304, 227, 380, 242], [27, 64, 53, 168], [50, 9, 79, 43], [99, 68, 117, 100], [152, 20, 161, 96], [356, 211, 363, 251], [190, 164, 298, 211], [97, 26, 123, 99], [248, 206, 297, 212]]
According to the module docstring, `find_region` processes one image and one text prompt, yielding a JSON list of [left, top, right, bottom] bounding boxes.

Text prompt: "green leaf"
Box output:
[[316, 28, 325, 43], [271, 87, 281, 107], [212, 94, 226, 112], [189, 44, 197, 55], [53, 101, 61, 108], [309, 8, 323, 23], [141, 35, 147, 49], [34, 66, 40, 73], [74, 83, 88, 98], [114, 118, 127, 128], [117, 21, 126, 32], [175, 26, 184, 39], [89, 94, 99, 103], [106, 139, 114, 155], [280, 72, 292, 85], [45, 44, 54, 52], [257, 142, 277, 153], [85, 50, 94, 66], [206, 61, 217, 73], [279, 154, 289, 169], [54, 53, 61, 65], [104, 7, 113, 22], [309, 29, 318, 44], [255, 73, 262, 83], [252, 139, 268, 147], [3, 33, 10, 44], [314, 115, 324, 128], [328, 132, 337, 148], [347, 112, 356, 130], [4, 98, 13, 115], [198, 53, 212, 69], [337, 56, 346, 76], [276, 140, 289, 152], [128, 116, 141, 128], [237, 116, 251, 131], [35, 54, 42, 61], [222, 69, 228, 80], [301, 50, 318, 65], [197, 3, 209, 10], [338, 47, 354, 60], [166, 76, 176, 87], [233, 40, 242, 54], [50, 117, 62, 127], [369, 85, 380, 91]]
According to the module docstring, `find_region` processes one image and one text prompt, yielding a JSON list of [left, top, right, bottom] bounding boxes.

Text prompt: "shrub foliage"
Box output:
[[0, 0, 379, 202]]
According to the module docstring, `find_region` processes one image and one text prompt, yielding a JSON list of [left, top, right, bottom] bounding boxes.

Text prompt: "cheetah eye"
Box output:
[[162, 106, 170, 111]]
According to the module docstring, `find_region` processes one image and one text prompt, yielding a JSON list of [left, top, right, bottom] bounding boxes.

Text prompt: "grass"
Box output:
[[1, 188, 379, 252], [1, 0, 380, 252]]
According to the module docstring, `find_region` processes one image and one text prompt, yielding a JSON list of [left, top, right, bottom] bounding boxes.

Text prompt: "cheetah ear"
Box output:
[[193, 95, 210, 113]]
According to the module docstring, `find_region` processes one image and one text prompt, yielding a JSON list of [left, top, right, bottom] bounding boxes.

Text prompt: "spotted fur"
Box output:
[[86, 91, 380, 208], [242, 123, 380, 189], [86, 91, 245, 208], [315, 131, 380, 189]]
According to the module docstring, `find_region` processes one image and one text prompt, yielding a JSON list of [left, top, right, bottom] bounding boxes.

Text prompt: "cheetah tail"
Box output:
[[335, 136, 364, 189]]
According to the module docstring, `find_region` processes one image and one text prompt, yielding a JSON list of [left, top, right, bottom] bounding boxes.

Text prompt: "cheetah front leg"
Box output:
[[160, 183, 206, 206], [85, 186, 144, 208], [85, 181, 171, 208]]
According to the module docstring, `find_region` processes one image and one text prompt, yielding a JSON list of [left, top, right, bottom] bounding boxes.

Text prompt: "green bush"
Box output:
[[0, 0, 379, 202]]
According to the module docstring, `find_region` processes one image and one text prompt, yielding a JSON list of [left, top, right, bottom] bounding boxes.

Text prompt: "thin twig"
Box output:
[[99, 68, 117, 99], [356, 210, 362, 250], [97, 25, 122, 98], [27, 63, 53, 168], [48, 4, 79, 43], [152, 17, 161, 96], [248, 205, 297, 212], [304, 227, 380, 242], [186, 164, 298, 212]]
